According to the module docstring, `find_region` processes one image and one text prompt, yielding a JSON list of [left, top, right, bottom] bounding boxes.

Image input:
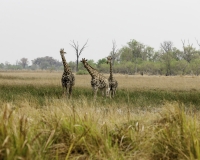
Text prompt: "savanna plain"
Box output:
[[1, 71, 200, 160]]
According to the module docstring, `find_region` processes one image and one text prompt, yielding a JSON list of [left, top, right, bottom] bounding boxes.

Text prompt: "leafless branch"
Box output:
[[161, 41, 173, 53], [70, 39, 88, 72], [70, 40, 78, 52], [70, 40, 88, 57], [188, 39, 193, 47], [182, 39, 193, 50], [79, 39, 88, 56], [195, 38, 200, 47]]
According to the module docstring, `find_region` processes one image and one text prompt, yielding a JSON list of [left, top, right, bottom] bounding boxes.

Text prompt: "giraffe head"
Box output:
[[81, 58, 88, 67], [60, 48, 66, 55], [106, 56, 112, 64]]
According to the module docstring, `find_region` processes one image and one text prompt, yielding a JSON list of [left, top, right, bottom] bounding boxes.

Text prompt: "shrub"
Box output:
[[76, 70, 89, 75]]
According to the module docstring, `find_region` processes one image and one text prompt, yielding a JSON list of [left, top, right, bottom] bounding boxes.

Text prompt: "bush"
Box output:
[[76, 70, 89, 75]]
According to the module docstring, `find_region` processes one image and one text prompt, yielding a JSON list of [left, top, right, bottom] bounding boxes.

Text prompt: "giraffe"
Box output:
[[107, 56, 118, 98], [81, 58, 110, 98], [60, 48, 75, 98]]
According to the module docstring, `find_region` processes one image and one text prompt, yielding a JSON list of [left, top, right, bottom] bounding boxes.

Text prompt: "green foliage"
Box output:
[[2, 39, 200, 75], [1, 83, 200, 108], [98, 63, 109, 73], [190, 58, 200, 75], [79, 59, 97, 72], [152, 105, 200, 159], [138, 61, 162, 75], [119, 46, 133, 62], [76, 70, 89, 75], [32, 56, 62, 70], [97, 58, 107, 67], [0, 105, 36, 159], [170, 60, 189, 75]]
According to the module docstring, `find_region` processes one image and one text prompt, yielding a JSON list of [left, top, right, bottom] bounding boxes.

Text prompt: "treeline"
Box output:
[[0, 57, 63, 71], [1, 39, 200, 75], [79, 39, 200, 76]]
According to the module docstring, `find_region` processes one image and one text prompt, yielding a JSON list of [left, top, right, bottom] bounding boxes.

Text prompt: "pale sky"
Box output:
[[0, 0, 200, 65]]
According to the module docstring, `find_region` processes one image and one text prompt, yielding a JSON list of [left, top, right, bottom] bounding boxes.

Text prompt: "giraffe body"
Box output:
[[107, 56, 118, 98], [60, 48, 75, 98], [81, 58, 110, 98]]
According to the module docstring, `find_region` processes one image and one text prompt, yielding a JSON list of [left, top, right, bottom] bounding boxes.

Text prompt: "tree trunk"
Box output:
[[76, 57, 79, 72]]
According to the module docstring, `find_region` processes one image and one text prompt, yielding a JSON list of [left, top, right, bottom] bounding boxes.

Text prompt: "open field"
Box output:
[[1, 71, 200, 91], [1, 71, 200, 159]]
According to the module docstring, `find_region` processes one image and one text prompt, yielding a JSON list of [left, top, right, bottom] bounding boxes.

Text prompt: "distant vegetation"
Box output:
[[1, 39, 200, 76]]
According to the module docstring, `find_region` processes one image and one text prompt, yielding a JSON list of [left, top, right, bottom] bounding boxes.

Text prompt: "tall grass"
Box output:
[[1, 71, 200, 159], [1, 84, 200, 108], [1, 101, 200, 159]]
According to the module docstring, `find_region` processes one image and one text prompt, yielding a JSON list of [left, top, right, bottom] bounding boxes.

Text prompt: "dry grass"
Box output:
[[1, 100, 200, 159], [1, 71, 200, 159], [0, 71, 200, 91]]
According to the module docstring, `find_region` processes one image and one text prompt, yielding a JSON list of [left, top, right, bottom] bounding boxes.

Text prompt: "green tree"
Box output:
[[181, 40, 197, 63], [119, 46, 133, 62], [79, 59, 97, 71], [0, 63, 4, 69], [98, 63, 109, 73], [32, 56, 62, 70], [139, 61, 161, 75], [19, 58, 29, 69], [160, 41, 176, 76], [143, 46, 155, 61], [190, 58, 200, 76], [68, 61, 76, 72], [172, 60, 188, 75], [97, 58, 107, 68], [127, 39, 145, 73]]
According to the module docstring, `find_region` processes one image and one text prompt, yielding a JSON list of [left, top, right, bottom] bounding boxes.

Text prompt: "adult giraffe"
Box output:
[[81, 58, 110, 99], [60, 48, 75, 98], [107, 56, 118, 98]]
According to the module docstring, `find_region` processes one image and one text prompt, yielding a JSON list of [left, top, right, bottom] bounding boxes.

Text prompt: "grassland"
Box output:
[[1, 71, 200, 159]]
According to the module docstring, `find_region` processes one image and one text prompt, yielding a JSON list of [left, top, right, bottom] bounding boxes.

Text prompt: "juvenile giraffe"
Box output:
[[60, 48, 75, 98], [107, 56, 118, 98], [81, 58, 110, 98]]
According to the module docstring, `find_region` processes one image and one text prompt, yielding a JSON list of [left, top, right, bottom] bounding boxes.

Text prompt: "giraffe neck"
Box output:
[[60, 54, 70, 73], [84, 63, 98, 78], [109, 61, 113, 81]]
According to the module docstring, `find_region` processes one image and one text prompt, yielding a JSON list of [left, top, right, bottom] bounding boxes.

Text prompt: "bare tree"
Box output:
[[160, 41, 173, 53], [70, 40, 88, 72], [196, 38, 200, 48], [19, 58, 29, 69], [110, 40, 120, 66]]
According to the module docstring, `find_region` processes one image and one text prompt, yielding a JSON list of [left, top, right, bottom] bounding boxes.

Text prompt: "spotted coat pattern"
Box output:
[[60, 48, 75, 98], [107, 56, 118, 98], [81, 58, 109, 98]]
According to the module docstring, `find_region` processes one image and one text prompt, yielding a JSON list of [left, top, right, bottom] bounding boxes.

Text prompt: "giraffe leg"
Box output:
[[101, 88, 105, 97], [112, 88, 116, 98], [103, 88, 106, 97], [107, 87, 111, 98], [69, 85, 72, 98], [114, 88, 117, 96], [66, 85, 70, 99], [61, 79, 65, 97], [93, 87, 98, 99], [62, 87, 66, 97]]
